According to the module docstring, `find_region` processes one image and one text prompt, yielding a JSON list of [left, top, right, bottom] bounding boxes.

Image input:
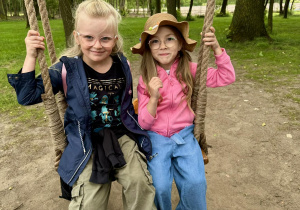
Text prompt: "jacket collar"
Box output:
[[156, 58, 180, 78]]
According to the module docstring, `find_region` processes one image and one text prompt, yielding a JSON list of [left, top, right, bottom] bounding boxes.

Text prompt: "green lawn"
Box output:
[[0, 14, 299, 123]]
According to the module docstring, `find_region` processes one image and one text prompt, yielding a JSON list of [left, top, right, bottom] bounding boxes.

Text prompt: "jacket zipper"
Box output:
[[127, 110, 146, 147], [67, 148, 91, 185], [127, 110, 144, 130], [77, 120, 86, 154]]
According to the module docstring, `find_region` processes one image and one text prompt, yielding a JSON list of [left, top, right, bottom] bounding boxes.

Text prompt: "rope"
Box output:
[[36, 0, 68, 125], [24, 0, 66, 170], [37, 0, 56, 64], [192, 0, 216, 155]]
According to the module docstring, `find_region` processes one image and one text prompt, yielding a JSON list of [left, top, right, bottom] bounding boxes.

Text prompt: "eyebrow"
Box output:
[[151, 33, 176, 39]]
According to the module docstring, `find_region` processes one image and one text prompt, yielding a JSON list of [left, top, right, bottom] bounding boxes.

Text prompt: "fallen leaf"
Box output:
[[262, 123, 266, 126]]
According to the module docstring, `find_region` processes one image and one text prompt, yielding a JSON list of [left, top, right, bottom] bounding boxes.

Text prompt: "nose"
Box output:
[[159, 40, 167, 49], [93, 39, 103, 48]]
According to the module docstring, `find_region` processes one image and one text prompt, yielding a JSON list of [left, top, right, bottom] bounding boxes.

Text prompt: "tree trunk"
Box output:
[[3, 0, 7, 18], [0, 0, 5, 20], [186, 0, 193, 20], [22, 0, 30, 28], [149, 0, 154, 15], [58, 0, 74, 47], [279, 0, 283, 14], [220, 0, 228, 15], [136, 0, 139, 14], [264, 0, 269, 10], [167, 0, 176, 18], [290, 0, 295, 10], [13, 0, 20, 16], [268, 0, 274, 32], [119, 0, 125, 16], [283, 0, 290, 18], [228, 0, 270, 42], [156, 0, 161, 13], [177, 0, 180, 10]]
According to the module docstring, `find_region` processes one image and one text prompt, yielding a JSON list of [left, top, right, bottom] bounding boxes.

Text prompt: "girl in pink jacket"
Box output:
[[131, 13, 235, 210]]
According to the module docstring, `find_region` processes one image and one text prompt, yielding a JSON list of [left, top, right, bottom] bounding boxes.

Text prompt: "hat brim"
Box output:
[[131, 20, 197, 55]]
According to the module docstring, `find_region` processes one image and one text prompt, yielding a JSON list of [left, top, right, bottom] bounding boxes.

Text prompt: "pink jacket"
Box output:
[[137, 49, 235, 137]]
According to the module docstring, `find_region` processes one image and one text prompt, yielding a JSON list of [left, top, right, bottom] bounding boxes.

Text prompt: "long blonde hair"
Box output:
[[59, 0, 123, 59], [140, 26, 194, 109]]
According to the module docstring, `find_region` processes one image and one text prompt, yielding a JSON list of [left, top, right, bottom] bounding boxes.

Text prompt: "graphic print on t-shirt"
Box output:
[[84, 59, 125, 133]]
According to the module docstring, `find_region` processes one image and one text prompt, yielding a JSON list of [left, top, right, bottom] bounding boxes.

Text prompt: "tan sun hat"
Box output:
[[131, 13, 197, 55]]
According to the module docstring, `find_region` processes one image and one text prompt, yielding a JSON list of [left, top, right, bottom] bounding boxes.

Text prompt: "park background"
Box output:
[[0, 0, 300, 209]]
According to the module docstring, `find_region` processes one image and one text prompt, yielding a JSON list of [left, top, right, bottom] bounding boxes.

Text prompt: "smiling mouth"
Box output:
[[159, 53, 169, 56], [91, 51, 104, 54]]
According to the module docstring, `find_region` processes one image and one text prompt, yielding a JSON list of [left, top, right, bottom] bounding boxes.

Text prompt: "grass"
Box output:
[[0, 14, 299, 123]]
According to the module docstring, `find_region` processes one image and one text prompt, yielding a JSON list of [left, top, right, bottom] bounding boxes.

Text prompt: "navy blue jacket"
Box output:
[[7, 54, 153, 186]]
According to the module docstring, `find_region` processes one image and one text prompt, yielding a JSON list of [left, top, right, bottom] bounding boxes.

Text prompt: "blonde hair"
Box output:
[[59, 0, 123, 59], [140, 26, 194, 110]]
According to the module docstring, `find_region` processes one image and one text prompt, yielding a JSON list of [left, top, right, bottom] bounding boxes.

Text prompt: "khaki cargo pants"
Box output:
[[69, 135, 157, 210]]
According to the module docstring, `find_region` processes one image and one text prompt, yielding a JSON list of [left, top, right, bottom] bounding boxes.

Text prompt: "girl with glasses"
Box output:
[[8, 0, 156, 209], [131, 13, 236, 210]]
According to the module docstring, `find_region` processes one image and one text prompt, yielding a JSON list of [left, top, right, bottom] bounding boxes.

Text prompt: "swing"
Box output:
[[23, 0, 215, 169]]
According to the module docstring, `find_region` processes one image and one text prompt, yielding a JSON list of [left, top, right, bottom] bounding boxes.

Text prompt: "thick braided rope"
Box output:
[[37, 0, 68, 125], [24, 0, 66, 170], [37, 0, 56, 64], [192, 0, 215, 154]]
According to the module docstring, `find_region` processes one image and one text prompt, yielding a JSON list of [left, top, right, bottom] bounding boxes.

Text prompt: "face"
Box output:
[[74, 13, 117, 68], [148, 26, 182, 70]]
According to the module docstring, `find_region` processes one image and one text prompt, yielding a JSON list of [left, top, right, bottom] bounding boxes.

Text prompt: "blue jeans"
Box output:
[[147, 125, 207, 210]]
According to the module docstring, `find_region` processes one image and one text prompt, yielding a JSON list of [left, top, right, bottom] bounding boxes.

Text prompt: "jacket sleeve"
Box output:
[[137, 76, 158, 130], [7, 63, 63, 105], [190, 48, 235, 88]]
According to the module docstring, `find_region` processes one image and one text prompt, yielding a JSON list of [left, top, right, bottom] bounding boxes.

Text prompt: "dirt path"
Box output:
[[1, 50, 299, 210]]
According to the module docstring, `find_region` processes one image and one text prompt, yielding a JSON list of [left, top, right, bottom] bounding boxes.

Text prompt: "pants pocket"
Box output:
[[136, 150, 153, 184], [69, 182, 84, 210]]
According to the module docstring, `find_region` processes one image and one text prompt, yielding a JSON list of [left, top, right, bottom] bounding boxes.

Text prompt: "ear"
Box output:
[[73, 30, 80, 45]]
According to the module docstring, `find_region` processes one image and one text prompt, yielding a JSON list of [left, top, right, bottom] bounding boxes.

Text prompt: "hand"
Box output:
[[25, 30, 45, 59], [201, 26, 222, 55], [148, 77, 163, 100]]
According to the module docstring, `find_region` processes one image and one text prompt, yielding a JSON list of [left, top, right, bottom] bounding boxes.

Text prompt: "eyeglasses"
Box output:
[[76, 31, 117, 47], [148, 36, 178, 50]]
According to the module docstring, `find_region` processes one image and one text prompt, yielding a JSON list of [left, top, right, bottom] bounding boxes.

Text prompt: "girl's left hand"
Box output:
[[201, 26, 222, 55]]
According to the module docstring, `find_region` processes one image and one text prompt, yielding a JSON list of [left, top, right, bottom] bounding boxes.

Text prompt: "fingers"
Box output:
[[149, 77, 163, 88], [148, 77, 163, 99], [25, 30, 45, 50]]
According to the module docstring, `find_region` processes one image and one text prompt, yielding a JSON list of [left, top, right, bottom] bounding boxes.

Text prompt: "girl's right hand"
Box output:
[[148, 77, 163, 100], [25, 30, 45, 59]]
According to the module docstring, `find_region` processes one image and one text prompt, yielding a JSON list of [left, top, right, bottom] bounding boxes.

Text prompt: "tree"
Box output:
[[219, 0, 228, 16], [167, 0, 176, 17], [290, 0, 295, 11], [0, 0, 5, 20], [267, 0, 274, 32], [22, 0, 29, 28], [13, 0, 20, 16], [176, 0, 180, 10], [149, 0, 155, 15], [58, 0, 74, 47], [283, 0, 290, 18], [186, 0, 193, 20], [279, 0, 283, 14], [227, 0, 270, 42], [264, 0, 269, 10], [119, 0, 125, 16], [156, 0, 161, 13]]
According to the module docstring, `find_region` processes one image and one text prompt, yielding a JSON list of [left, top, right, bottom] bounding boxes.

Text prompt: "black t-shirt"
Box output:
[[84, 56, 126, 134]]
